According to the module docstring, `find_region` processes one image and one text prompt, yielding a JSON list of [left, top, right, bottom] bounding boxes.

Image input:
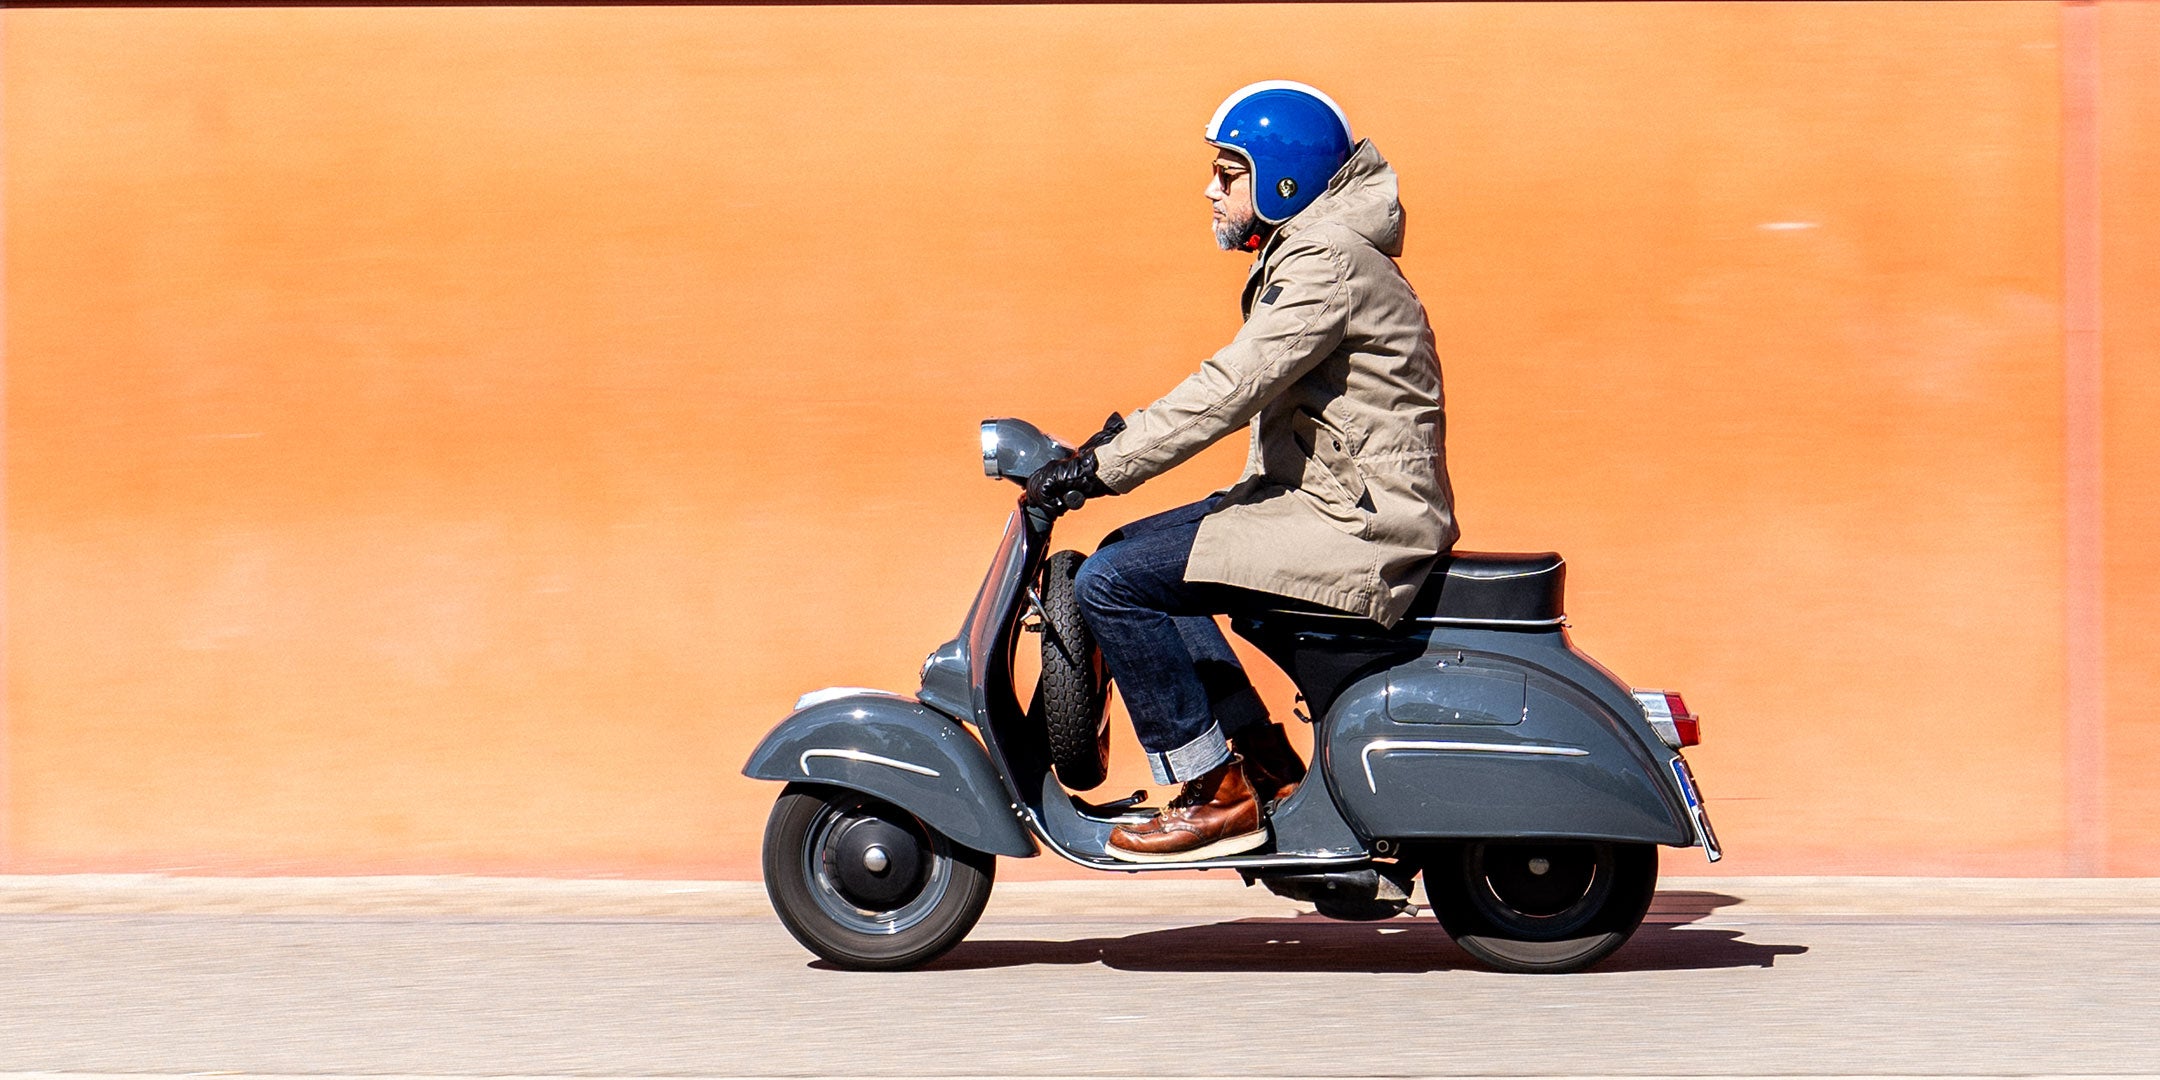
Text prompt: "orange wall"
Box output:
[[2101, 0, 2160, 875], [2, 2, 2151, 877]]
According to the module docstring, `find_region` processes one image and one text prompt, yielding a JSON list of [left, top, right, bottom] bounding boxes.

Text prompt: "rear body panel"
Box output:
[[1240, 620, 1695, 847]]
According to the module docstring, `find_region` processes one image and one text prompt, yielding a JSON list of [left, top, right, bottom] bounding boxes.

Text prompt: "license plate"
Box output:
[[1670, 756, 1723, 862]]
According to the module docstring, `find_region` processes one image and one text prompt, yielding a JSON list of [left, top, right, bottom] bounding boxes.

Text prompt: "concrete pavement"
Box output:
[[2, 875, 2156, 1077]]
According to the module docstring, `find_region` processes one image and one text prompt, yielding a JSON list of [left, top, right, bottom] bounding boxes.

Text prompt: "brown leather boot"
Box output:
[[1229, 722, 1307, 807], [1105, 758, 1266, 863]]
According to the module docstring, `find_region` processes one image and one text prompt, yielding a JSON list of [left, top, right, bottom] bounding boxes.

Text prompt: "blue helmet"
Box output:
[[1205, 81, 1354, 224]]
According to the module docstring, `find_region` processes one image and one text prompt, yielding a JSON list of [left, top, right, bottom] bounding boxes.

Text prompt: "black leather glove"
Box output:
[[1077, 412, 1127, 453], [1025, 449, 1113, 513]]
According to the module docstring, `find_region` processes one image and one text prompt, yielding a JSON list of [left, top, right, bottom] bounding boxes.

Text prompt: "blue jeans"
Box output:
[[1072, 498, 1275, 784]]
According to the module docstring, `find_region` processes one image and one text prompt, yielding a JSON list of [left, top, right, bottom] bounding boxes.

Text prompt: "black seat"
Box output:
[[1239, 551, 1566, 637], [1402, 551, 1566, 626]]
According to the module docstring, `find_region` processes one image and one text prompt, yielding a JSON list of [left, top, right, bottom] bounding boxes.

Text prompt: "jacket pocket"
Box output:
[[1290, 409, 1371, 535]]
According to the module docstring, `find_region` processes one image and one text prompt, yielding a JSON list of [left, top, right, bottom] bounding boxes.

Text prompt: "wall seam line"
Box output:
[[2061, 0, 2106, 877], [0, 11, 13, 875]]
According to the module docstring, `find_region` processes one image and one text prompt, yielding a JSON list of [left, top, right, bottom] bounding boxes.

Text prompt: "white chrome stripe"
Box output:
[[1361, 739, 1588, 792], [1276, 610, 1565, 629], [1458, 559, 1564, 580], [799, 748, 941, 779], [1206, 79, 1353, 141], [1409, 615, 1567, 629]]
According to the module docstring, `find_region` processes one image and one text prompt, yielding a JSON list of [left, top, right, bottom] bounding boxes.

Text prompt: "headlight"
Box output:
[[978, 417, 1067, 481]]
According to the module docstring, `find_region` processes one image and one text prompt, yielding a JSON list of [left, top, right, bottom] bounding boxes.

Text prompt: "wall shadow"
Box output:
[[906, 890, 1808, 975]]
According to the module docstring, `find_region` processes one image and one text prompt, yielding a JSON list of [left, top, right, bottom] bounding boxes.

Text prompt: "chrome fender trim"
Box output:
[[798, 748, 942, 779], [1360, 739, 1589, 793]]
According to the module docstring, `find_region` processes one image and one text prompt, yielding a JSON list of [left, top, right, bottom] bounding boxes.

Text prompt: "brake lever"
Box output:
[[1022, 498, 1061, 533]]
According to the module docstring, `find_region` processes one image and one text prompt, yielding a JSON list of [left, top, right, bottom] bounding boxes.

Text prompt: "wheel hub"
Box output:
[[1468, 840, 1616, 937], [824, 814, 928, 910]]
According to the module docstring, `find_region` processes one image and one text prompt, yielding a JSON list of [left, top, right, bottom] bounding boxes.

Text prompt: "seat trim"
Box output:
[[1447, 559, 1568, 580], [1255, 609, 1566, 631], [1410, 614, 1567, 630]]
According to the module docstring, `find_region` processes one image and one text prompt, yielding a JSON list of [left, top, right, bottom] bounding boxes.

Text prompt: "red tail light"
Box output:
[[1664, 692, 1701, 747], [1633, 688, 1702, 749]]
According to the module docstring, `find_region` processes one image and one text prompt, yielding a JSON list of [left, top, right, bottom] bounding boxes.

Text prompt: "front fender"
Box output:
[[742, 691, 1037, 858]]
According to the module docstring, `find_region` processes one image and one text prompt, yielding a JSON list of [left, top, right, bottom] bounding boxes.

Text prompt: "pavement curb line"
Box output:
[[1, 874, 2157, 918]]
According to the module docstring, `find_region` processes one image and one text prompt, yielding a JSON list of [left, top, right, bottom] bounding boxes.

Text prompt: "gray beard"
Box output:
[[1214, 211, 1264, 252]]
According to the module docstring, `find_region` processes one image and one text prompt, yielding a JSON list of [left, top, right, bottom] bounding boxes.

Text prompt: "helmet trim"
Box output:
[[1204, 80, 1352, 144]]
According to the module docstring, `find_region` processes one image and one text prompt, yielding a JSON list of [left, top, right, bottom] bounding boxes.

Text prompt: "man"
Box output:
[[1025, 81, 1458, 861]]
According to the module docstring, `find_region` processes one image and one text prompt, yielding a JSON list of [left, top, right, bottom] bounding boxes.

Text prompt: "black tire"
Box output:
[[1037, 549, 1111, 791], [762, 783, 995, 971], [1424, 840, 1658, 974]]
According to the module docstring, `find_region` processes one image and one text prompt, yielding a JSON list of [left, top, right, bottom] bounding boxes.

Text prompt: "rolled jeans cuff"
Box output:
[[1145, 721, 1230, 785]]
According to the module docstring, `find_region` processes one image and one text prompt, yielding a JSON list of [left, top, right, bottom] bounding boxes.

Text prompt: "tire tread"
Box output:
[[1038, 550, 1111, 791]]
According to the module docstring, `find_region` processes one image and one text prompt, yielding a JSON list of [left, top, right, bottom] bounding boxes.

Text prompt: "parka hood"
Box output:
[[1277, 139, 1404, 257]]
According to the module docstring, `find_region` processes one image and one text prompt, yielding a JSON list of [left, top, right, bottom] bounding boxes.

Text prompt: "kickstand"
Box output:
[[1076, 789, 1149, 816]]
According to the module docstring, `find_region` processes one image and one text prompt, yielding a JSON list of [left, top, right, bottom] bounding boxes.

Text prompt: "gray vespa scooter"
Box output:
[[745, 418, 1720, 973]]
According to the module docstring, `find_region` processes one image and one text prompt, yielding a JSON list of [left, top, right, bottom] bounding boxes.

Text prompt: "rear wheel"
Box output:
[[763, 783, 995, 970], [1423, 839, 1657, 974]]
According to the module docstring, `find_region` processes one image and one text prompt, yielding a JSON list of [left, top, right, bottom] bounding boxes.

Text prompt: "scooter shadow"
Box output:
[[914, 891, 1807, 974]]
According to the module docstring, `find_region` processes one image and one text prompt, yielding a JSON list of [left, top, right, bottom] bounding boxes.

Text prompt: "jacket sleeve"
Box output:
[[1093, 238, 1351, 494]]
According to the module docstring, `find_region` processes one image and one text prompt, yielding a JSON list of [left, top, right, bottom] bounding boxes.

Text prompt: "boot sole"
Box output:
[[1102, 828, 1269, 864]]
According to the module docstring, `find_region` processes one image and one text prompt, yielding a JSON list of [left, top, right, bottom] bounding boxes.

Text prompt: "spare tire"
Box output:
[[1036, 549, 1111, 791]]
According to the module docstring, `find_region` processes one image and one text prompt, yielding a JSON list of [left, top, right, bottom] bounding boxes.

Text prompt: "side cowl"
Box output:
[[742, 691, 1037, 858]]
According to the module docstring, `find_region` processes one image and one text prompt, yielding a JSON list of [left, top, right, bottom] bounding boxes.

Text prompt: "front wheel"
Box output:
[[763, 783, 995, 970], [1423, 839, 1657, 974], [1037, 549, 1111, 791]]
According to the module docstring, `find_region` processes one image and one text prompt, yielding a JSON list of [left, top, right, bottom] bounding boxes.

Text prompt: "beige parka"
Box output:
[[1092, 140, 1458, 627]]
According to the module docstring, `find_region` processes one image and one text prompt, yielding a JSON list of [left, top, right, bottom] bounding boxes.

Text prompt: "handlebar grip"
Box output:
[[1060, 489, 1088, 511]]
